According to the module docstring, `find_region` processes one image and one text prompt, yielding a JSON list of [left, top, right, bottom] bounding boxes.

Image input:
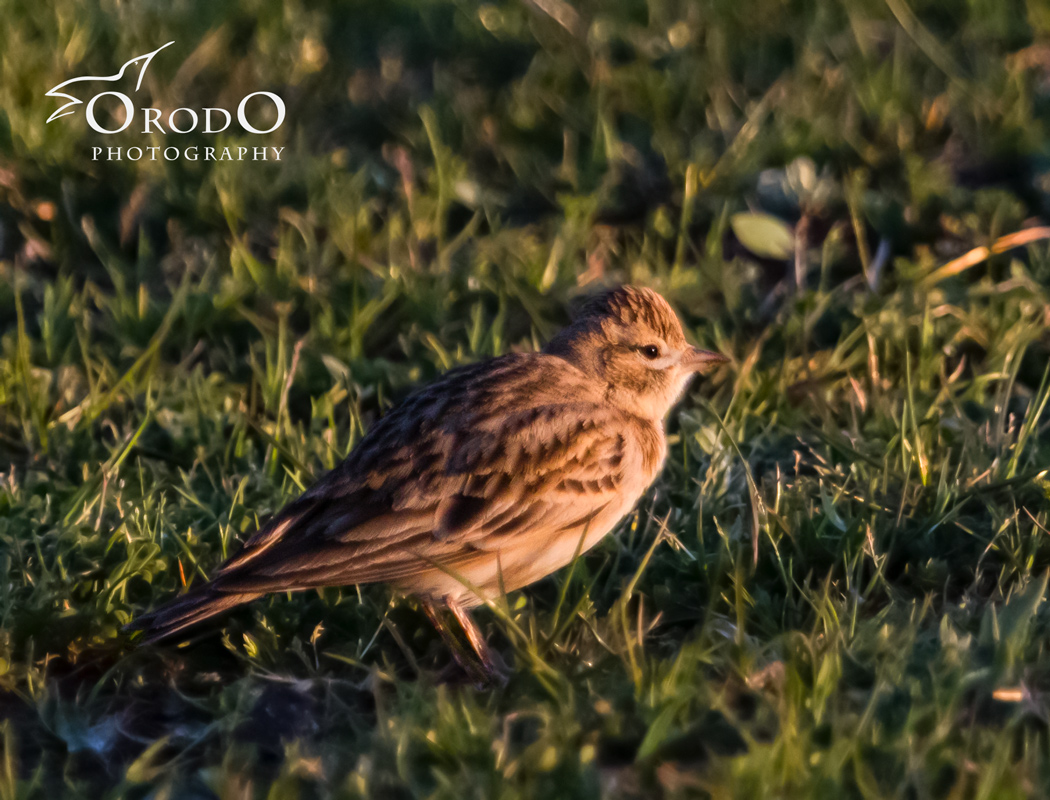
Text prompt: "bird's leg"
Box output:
[[421, 597, 488, 683], [446, 596, 506, 682]]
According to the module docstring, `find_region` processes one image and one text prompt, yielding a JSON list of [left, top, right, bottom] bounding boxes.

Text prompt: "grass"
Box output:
[[2, 0, 1050, 796]]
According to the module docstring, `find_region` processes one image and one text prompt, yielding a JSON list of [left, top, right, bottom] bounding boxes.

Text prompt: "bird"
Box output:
[[125, 286, 729, 678]]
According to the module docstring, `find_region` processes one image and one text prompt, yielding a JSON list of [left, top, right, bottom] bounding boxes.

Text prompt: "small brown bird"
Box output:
[[127, 286, 728, 675]]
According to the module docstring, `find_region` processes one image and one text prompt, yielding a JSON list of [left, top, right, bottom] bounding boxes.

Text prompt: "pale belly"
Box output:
[[393, 485, 648, 606]]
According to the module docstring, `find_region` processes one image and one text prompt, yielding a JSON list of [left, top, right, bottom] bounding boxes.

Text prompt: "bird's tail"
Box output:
[[123, 585, 261, 645]]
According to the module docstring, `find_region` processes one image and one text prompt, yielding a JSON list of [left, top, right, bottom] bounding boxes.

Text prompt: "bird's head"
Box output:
[[544, 286, 729, 420]]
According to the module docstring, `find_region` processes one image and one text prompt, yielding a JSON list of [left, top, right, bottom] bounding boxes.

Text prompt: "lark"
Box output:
[[127, 286, 728, 675]]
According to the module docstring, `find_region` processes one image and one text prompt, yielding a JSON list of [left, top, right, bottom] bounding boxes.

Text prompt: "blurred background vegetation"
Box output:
[[3, 0, 1050, 796]]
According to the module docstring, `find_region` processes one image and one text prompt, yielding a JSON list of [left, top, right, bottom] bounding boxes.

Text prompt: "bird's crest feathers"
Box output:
[[573, 285, 687, 347]]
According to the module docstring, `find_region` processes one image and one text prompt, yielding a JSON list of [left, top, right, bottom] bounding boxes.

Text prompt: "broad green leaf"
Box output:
[[730, 211, 795, 260]]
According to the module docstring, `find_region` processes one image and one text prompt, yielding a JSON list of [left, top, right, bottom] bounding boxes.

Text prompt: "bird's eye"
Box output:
[[641, 344, 660, 360]]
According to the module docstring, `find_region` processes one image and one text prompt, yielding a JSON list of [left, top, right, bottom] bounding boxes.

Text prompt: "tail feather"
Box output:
[[124, 586, 261, 644], [123, 499, 316, 644]]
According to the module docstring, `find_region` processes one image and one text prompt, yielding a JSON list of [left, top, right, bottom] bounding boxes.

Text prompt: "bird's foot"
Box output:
[[422, 596, 510, 687], [436, 645, 508, 688]]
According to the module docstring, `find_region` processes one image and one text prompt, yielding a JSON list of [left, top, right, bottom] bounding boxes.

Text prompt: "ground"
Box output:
[[2, 0, 1050, 797]]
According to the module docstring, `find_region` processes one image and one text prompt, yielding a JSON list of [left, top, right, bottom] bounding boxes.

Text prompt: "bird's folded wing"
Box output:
[[208, 390, 647, 593]]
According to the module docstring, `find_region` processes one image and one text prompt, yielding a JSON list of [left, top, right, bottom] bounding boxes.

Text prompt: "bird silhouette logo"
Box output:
[[45, 41, 174, 124]]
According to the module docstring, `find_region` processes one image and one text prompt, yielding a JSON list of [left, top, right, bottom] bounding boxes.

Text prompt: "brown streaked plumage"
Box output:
[[126, 286, 729, 676]]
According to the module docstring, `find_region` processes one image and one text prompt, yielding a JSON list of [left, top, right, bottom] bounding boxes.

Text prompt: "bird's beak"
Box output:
[[683, 346, 730, 373]]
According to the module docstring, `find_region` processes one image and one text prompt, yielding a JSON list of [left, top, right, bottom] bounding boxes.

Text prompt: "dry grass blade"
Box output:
[[522, 0, 585, 38], [922, 226, 1050, 286]]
